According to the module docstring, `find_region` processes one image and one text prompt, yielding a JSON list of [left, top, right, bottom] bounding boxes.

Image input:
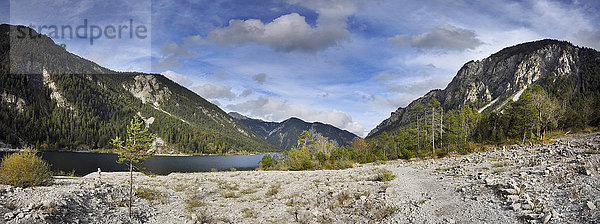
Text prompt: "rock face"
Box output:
[[368, 40, 591, 138], [125, 75, 172, 108], [229, 112, 358, 150]]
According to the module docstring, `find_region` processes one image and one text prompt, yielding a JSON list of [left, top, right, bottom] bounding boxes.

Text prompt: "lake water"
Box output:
[[0, 151, 266, 176]]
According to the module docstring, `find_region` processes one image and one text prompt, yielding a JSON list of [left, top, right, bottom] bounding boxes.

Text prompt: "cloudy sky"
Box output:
[[5, 0, 600, 137]]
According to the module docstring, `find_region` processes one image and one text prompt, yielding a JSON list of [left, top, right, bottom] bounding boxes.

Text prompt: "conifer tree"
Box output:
[[111, 116, 155, 218]]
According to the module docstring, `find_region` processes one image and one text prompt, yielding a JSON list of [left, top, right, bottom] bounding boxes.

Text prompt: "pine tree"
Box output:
[[111, 116, 155, 218]]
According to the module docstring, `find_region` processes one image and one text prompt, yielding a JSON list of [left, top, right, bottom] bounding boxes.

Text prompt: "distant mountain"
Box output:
[[0, 24, 277, 153], [229, 112, 358, 150], [368, 39, 600, 139]]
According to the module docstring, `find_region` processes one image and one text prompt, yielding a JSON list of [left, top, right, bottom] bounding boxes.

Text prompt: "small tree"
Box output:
[[111, 116, 155, 218]]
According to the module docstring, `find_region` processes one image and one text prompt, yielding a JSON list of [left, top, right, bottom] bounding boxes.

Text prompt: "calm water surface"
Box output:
[[0, 151, 266, 176]]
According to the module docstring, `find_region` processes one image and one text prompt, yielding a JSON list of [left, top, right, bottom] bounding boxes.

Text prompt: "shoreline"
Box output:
[[0, 148, 273, 157]]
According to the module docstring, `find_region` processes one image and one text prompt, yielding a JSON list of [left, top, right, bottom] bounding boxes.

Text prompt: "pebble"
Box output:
[[586, 201, 596, 210]]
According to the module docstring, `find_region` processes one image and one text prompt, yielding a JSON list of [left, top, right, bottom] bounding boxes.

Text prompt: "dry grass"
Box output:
[[265, 184, 281, 197]]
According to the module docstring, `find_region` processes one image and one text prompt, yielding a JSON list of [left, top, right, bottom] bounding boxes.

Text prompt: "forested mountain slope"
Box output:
[[0, 24, 277, 153], [229, 112, 358, 150], [368, 39, 600, 143]]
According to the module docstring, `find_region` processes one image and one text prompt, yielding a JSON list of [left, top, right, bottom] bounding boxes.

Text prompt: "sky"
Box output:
[[3, 0, 600, 137]]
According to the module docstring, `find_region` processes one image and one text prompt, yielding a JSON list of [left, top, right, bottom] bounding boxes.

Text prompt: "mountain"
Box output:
[[368, 39, 600, 139], [0, 24, 277, 153], [229, 112, 358, 150]]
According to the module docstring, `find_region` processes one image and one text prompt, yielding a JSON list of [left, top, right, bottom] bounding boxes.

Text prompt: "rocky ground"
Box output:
[[0, 133, 599, 223]]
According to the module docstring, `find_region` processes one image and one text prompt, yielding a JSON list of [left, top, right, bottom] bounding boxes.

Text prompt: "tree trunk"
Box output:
[[129, 160, 133, 218], [432, 108, 435, 157], [417, 115, 420, 153]]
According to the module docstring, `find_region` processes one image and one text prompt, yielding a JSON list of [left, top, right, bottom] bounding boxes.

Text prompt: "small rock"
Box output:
[[4, 212, 14, 220], [446, 218, 456, 224], [501, 188, 519, 195], [543, 213, 552, 224], [511, 203, 521, 211], [16, 213, 24, 219], [523, 200, 535, 210], [586, 201, 596, 210], [551, 210, 559, 218], [506, 195, 520, 202]]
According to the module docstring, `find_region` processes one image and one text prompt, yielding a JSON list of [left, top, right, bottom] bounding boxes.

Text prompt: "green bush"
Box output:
[[374, 169, 396, 182], [0, 151, 53, 187]]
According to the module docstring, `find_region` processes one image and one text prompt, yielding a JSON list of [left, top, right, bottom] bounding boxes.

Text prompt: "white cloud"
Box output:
[[208, 5, 352, 52], [569, 29, 600, 50], [390, 24, 483, 51], [192, 83, 237, 100], [161, 70, 193, 87], [252, 73, 267, 84], [226, 96, 366, 136], [206, 0, 363, 52], [239, 89, 253, 97]]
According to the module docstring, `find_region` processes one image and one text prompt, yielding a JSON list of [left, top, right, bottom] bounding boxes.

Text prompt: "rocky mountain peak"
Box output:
[[367, 39, 587, 138]]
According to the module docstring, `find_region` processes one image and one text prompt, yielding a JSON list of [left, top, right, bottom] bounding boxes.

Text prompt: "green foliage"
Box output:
[[259, 154, 278, 170], [0, 150, 53, 187], [112, 116, 155, 165], [374, 169, 396, 182], [0, 25, 276, 154], [111, 116, 155, 218]]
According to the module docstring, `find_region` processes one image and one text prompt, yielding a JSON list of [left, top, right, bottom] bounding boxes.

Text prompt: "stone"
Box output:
[[501, 188, 519, 195], [446, 218, 456, 224], [16, 213, 25, 219], [551, 210, 559, 218], [506, 195, 520, 202], [511, 203, 521, 211], [523, 200, 535, 210], [4, 212, 14, 220], [586, 201, 596, 210], [543, 213, 552, 224]]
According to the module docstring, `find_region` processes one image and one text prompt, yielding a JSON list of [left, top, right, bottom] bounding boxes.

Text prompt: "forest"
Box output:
[[261, 73, 600, 170]]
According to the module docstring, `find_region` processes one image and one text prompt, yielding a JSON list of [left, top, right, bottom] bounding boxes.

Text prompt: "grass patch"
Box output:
[[136, 187, 165, 205], [265, 183, 281, 197], [185, 196, 206, 211], [221, 191, 239, 198], [240, 188, 257, 194], [373, 169, 396, 182], [241, 207, 256, 218]]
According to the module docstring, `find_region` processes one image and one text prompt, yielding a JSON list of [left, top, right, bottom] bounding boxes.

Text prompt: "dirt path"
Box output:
[[382, 165, 517, 223]]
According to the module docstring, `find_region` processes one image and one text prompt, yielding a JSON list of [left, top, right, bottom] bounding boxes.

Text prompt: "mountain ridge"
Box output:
[[368, 39, 600, 138], [228, 112, 358, 150], [0, 24, 277, 153]]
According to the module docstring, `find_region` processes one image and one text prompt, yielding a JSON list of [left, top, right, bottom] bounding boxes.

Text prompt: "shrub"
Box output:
[[374, 169, 396, 182], [0, 150, 53, 187], [400, 148, 414, 159], [265, 184, 280, 197], [136, 187, 165, 205]]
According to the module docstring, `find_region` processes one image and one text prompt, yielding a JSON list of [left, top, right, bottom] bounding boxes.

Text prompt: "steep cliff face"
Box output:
[[368, 40, 589, 138]]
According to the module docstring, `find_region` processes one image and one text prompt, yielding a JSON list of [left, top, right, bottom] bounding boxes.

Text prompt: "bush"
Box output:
[[0, 151, 53, 187], [374, 169, 396, 182]]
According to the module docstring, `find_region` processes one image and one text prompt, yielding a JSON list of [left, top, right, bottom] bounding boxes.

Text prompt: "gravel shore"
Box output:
[[1, 133, 599, 223]]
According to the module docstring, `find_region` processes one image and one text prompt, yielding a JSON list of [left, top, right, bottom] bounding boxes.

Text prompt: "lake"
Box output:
[[0, 151, 267, 176]]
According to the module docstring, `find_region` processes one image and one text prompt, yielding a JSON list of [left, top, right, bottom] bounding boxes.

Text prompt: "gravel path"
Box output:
[[1, 133, 599, 223]]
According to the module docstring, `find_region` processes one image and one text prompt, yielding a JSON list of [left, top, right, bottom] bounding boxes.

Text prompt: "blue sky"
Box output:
[[4, 0, 600, 137]]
